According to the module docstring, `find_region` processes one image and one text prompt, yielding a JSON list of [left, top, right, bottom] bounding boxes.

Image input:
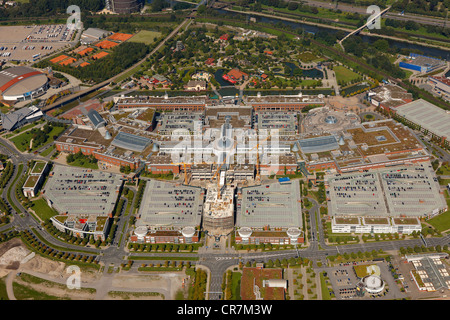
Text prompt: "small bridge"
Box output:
[[338, 6, 391, 51]]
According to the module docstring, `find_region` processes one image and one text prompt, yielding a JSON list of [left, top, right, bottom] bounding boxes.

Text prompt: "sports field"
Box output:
[[129, 30, 162, 45]]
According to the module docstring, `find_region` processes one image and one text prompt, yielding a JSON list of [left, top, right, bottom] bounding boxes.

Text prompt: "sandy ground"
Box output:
[[0, 239, 187, 300]]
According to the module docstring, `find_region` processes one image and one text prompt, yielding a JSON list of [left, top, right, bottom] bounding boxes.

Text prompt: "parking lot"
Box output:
[[322, 260, 407, 300], [0, 25, 74, 62]]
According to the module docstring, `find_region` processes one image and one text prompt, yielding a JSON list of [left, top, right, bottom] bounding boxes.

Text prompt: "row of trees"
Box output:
[[21, 229, 99, 265], [66, 150, 97, 166], [0, 161, 13, 189], [128, 242, 198, 253]]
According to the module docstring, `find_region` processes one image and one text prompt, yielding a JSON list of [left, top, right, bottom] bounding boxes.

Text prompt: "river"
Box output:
[[213, 8, 450, 60]]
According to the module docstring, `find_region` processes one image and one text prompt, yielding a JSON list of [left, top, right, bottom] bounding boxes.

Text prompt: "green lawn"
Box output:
[[298, 52, 322, 63], [319, 272, 332, 300], [129, 30, 162, 45], [427, 193, 450, 232], [31, 198, 59, 221], [40, 145, 55, 157], [231, 272, 242, 300], [333, 65, 360, 84], [10, 125, 66, 152], [67, 158, 99, 170]]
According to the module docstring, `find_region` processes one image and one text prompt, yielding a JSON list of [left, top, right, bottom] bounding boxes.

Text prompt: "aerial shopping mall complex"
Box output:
[[43, 88, 448, 244]]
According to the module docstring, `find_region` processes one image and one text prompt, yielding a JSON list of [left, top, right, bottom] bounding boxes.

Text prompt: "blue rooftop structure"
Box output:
[[87, 109, 106, 129], [111, 131, 151, 152]]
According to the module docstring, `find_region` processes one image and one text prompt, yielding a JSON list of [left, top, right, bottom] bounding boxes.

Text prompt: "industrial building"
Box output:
[[132, 180, 204, 244], [399, 53, 446, 73], [0, 66, 48, 102], [80, 28, 111, 45], [326, 162, 447, 234], [235, 180, 303, 245]]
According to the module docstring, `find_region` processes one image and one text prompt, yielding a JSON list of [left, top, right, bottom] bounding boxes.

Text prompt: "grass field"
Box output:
[[333, 65, 360, 84], [298, 52, 322, 63], [10, 125, 66, 152], [129, 30, 162, 45], [231, 272, 242, 300], [31, 198, 59, 221], [40, 145, 55, 157], [319, 272, 332, 300], [67, 157, 99, 170]]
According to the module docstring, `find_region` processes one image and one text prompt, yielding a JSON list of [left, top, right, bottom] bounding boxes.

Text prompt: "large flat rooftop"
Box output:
[[327, 162, 447, 218], [136, 180, 204, 229], [236, 181, 302, 229], [395, 99, 450, 140], [43, 165, 123, 216]]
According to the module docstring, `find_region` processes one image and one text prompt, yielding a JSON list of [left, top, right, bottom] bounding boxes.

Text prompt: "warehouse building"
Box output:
[[399, 53, 446, 73]]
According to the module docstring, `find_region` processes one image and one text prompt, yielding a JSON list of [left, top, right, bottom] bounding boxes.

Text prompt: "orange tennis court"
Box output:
[[108, 33, 133, 42], [50, 55, 69, 63], [95, 40, 119, 49], [92, 51, 109, 60], [78, 47, 94, 56], [59, 57, 76, 66]]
